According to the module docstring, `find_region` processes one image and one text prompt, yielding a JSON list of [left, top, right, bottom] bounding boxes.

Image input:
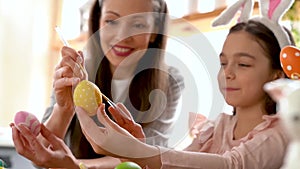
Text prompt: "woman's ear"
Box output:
[[150, 33, 157, 43], [149, 26, 159, 43]]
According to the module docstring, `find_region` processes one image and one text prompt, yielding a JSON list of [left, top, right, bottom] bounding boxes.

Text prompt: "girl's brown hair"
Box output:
[[229, 20, 295, 115]]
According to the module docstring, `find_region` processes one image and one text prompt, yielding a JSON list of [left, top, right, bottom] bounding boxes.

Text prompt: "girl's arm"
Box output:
[[77, 103, 289, 169]]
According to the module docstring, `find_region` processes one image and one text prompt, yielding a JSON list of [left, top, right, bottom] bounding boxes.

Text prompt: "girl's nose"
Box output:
[[224, 65, 236, 80]]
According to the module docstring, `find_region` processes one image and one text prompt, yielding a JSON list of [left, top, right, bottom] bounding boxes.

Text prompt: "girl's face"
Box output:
[[218, 31, 276, 109], [100, 0, 156, 73]]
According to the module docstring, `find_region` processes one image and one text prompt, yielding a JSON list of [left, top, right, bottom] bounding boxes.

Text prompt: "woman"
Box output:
[[32, 0, 183, 168]]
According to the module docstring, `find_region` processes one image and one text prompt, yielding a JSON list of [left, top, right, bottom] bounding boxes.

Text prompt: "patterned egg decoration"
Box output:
[[14, 111, 41, 136], [73, 80, 102, 116], [280, 46, 300, 80]]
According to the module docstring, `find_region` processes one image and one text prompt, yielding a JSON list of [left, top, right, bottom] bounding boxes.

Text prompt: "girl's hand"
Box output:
[[53, 46, 86, 113], [11, 123, 79, 169], [109, 103, 145, 142], [76, 104, 159, 159]]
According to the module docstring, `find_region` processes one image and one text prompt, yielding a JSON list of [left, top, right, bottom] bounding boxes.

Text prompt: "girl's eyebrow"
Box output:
[[234, 52, 256, 60], [219, 52, 256, 60]]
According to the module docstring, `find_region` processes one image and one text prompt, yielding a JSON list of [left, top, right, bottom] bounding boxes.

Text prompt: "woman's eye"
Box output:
[[133, 23, 147, 29], [105, 20, 117, 25]]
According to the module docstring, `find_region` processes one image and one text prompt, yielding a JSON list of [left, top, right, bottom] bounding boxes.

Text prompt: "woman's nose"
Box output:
[[114, 24, 133, 42]]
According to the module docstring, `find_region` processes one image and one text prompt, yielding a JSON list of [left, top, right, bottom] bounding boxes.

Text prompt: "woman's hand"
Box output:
[[11, 123, 79, 169], [53, 46, 86, 113], [76, 104, 159, 159]]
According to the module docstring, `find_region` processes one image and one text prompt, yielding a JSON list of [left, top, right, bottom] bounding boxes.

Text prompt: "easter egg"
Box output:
[[73, 80, 102, 116], [115, 162, 142, 169], [280, 46, 300, 80], [0, 158, 7, 168], [14, 111, 41, 136]]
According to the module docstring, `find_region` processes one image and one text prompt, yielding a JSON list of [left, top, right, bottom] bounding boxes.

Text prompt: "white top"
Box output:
[[111, 78, 131, 103]]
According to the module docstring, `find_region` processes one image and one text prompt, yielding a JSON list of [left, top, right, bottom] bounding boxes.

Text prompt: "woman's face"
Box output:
[[100, 0, 156, 73], [218, 31, 275, 109]]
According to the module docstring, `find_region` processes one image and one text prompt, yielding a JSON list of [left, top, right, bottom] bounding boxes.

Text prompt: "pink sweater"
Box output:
[[159, 113, 289, 169]]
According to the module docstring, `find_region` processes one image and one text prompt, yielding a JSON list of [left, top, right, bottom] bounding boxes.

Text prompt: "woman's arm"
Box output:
[[142, 67, 184, 146], [40, 46, 86, 142]]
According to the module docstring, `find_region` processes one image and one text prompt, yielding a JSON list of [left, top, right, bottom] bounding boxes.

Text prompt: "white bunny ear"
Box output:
[[251, 0, 294, 48], [259, 0, 294, 22], [212, 0, 254, 26], [264, 79, 288, 102], [264, 78, 300, 102]]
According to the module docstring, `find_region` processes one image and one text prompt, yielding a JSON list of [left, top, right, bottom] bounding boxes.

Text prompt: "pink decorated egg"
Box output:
[[14, 111, 41, 136]]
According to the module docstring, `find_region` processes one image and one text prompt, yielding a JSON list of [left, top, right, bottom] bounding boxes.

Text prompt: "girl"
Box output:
[[74, 20, 295, 168]]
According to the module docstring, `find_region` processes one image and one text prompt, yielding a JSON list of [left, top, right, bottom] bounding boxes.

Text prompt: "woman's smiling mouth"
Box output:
[[112, 45, 134, 57]]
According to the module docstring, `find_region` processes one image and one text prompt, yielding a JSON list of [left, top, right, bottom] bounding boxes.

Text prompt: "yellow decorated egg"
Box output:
[[73, 80, 102, 116]]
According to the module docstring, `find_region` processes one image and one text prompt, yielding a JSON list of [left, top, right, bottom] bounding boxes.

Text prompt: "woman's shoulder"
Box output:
[[167, 66, 184, 89]]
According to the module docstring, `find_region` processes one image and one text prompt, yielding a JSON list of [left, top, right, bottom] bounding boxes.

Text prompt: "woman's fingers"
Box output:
[[11, 125, 31, 155], [61, 46, 81, 62], [53, 76, 80, 90], [11, 124, 46, 162], [55, 46, 85, 79], [55, 57, 84, 79], [39, 124, 64, 151]]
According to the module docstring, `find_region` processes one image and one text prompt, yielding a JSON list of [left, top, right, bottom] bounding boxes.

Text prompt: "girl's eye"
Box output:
[[238, 63, 251, 67], [220, 62, 227, 66]]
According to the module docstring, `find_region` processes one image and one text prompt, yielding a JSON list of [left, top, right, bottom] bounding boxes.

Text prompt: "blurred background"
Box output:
[[0, 0, 298, 168]]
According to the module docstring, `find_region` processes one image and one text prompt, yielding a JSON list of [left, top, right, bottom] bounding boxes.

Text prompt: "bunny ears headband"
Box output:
[[212, 0, 295, 49]]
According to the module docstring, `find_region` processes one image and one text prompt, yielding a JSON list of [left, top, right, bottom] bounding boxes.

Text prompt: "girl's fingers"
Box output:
[[76, 106, 108, 150], [116, 103, 134, 120], [108, 106, 125, 124], [76, 106, 106, 138], [97, 104, 131, 136], [97, 104, 115, 129], [108, 103, 135, 127]]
